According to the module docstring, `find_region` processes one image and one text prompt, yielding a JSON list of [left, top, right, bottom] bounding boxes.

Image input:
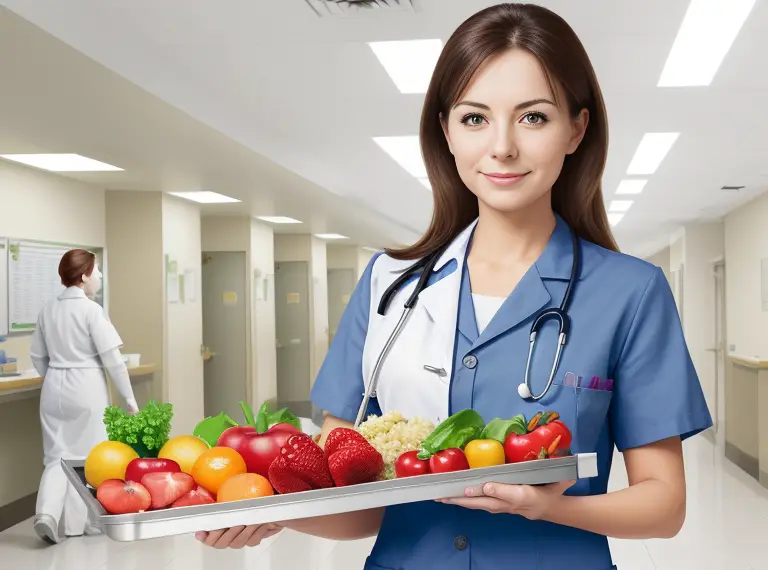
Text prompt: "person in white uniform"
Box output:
[[30, 249, 139, 545]]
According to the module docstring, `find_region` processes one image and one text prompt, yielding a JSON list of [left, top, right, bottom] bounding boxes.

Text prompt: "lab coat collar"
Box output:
[[58, 286, 87, 300]]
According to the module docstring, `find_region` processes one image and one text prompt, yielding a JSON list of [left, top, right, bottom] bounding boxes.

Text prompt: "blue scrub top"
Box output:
[[311, 215, 712, 570]]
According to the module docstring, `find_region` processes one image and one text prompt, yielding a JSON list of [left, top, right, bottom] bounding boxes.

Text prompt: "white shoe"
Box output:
[[33, 514, 61, 545]]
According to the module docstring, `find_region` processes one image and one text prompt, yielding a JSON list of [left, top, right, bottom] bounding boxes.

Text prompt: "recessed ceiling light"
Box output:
[[315, 233, 348, 240], [627, 133, 680, 175], [369, 39, 443, 94], [256, 216, 302, 224], [609, 200, 633, 213], [0, 153, 123, 172], [418, 177, 432, 190], [658, 0, 757, 87], [373, 136, 425, 178], [616, 179, 648, 195], [608, 213, 625, 227], [167, 191, 240, 204]]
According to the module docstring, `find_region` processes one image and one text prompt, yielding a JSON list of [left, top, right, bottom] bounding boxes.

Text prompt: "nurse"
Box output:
[[196, 4, 712, 568], [31, 249, 138, 545]]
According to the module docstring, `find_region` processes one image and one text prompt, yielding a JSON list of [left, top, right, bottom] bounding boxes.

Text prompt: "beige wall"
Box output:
[[327, 244, 375, 280], [645, 246, 671, 284], [0, 161, 105, 508]]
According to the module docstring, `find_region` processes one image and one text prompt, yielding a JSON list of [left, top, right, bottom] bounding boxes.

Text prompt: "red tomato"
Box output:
[[171, 485, 216, 508], [96, 479, 151, 514], [394, 450, 431, 478], [218, 423, 301, 479], [125, 457, 181, 484], [141, 472, 195, 510], [504, 433, 543, 463], [533, 420, 572, 452], [429, 448, 470, 474]]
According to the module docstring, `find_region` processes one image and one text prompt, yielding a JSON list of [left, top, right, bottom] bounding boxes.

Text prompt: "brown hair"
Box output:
[[388, 3, 618, 260], [59, 249, 96, 287]]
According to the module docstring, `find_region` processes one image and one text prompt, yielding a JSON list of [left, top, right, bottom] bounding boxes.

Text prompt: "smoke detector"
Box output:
[[304, 0, 416, 18]]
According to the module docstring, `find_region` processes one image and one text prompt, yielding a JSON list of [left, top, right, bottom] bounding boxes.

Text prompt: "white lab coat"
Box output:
[[30, 287, 124, 538]]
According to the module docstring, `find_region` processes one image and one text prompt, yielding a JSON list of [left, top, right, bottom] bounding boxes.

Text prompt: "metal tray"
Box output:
[[62, 453, 597, 542]]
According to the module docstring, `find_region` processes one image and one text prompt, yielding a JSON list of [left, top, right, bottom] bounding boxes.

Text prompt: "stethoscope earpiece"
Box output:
[[517, 383, 533, 400]]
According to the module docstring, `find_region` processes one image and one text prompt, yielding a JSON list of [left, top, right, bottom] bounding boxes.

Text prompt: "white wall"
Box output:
[[0, 161, 105, 508]]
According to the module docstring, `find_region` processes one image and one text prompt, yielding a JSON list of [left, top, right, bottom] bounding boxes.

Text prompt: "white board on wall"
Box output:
[[0, 238, 8, 336]]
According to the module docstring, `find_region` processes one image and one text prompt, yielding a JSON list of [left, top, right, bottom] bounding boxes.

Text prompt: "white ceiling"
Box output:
[[1, 0, 767, 256]]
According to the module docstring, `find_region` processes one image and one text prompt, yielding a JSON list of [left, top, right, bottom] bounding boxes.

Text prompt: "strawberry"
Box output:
[[170, 485, 215, 508], [140, 472, 195, 510], [325, 428, 384, 487], [268, 433, 333, 494]]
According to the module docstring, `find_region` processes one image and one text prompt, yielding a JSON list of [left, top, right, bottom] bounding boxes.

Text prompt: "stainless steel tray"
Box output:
[[62, 453, 597, 542]]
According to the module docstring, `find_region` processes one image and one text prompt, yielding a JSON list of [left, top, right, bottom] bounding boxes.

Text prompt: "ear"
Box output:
[[566, 108, 589, 155], [439, 112, 454, 155]]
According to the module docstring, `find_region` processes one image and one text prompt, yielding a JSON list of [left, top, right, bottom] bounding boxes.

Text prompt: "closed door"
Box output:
[[201, 251, 248, 420], [327, 268, 355, 345], [275, 261, 311, 403]]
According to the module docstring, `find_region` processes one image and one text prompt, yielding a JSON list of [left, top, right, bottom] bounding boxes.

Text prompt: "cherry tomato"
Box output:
[[394, 450, 431, 478], [96, 479, 151, 514], [429, 448, 470, 474], [464, 439, 505, 469]]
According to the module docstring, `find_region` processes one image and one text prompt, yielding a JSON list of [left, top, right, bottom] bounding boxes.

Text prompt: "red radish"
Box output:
[[395, 450, 431, 478], [171, 485, 216, 508], [218, 423, 302, 479], [125, 457, 181, 483], [141, 472, 195, 509], [429, 448, 470, 474], [96, 479, 151, 514]]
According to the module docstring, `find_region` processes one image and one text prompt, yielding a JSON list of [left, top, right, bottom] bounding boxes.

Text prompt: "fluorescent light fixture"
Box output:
[[315, 233, 348, 240], [256, 216, 302, 224], [627, 133, 679, 175], [609, 200, 633, 213], [369, 39, 443, 94], [168, 191, 240, 204], [615, 179, 648, 195], [608, 213, 625, 227], [0, 153, 123, 172], [418, 177, 432, 190], [362, 247, 382, 253], [373, 135, 425, 178], [658, 0, 757, 87]]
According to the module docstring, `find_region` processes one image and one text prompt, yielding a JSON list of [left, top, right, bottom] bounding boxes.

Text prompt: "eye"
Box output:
[[520, 111, 548, 126], [459, 113, 487, 127]]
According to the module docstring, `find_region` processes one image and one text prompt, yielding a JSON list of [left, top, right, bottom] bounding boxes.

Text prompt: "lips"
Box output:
[[482, 172, 529, 186]]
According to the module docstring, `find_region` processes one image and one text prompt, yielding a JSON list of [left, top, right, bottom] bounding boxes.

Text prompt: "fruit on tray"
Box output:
[[158, 435, 209, 475], [140, 471, 195, 510], [171, 485, 216, 508], [103, 400, 174, 458], [325, 428, 384, 487], [417, 409, 485, 460], [429, 448, 471, 474], [125, 457, 181, 484], [479, 415, 528, 443], [268, 433, 334, 494], [191, 447, 248, 495], [464, 439, 505, 469], [85, 441, 140, 488], [217, 473, 274, 503], [394, 450, 431, 478], [96, 479, 152, 514], [504, 412, 573, 463], [356, 411, 434, 480], [194, 401, 302, 448]]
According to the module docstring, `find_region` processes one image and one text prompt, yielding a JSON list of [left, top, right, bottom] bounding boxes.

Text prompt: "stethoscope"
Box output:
[[353, 228, 581, 428]]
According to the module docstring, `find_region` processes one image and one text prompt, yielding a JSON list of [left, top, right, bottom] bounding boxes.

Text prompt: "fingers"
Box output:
[[229, 525, 262, 549], [195, 525, 283, 550], [440, 497, 510, 513]]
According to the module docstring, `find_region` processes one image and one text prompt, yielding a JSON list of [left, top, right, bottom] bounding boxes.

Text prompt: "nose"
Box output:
[[488, 123, 519, 160]]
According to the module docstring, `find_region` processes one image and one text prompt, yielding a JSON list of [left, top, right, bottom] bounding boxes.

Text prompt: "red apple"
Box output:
[[218, 423, 302, 478], [125, 457, 181, 484], [96, 479, 151, 514], [217, 425, 257, 450]]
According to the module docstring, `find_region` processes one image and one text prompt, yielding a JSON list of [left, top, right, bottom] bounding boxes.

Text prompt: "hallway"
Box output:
[[2, 433, 767, 570]]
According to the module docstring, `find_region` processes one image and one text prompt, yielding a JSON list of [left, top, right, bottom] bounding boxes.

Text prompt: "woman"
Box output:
[[31, 249, 138, 545], [197, 4, 712, 568]]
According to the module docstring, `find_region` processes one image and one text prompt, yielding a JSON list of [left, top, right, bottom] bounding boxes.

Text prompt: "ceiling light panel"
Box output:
[[256, 216, 302, 224], [609, 200, 634, 213], [168, 191, 240, 204], [608, 213, 625, 227], [627, 133, 680, 175], [373, 135, 426, 178], [369, 39, 443, 94], [0, 153, 123, 172], [658, 0, 757, 87], [615, 179, 648, 195], [315, 233, 348, 240]]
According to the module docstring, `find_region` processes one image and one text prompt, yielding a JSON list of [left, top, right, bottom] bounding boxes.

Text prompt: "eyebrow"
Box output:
[[453, 98, 556, 112]]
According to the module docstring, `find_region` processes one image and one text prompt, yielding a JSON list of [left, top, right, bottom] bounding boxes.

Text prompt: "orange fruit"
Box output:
[[191, 447, 247, 495], [158, 435, 209, 474], [85, 441, 139, 488], [217, 473, 274, 503]]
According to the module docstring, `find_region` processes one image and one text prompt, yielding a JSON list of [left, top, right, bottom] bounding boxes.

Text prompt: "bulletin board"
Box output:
[[5, 239, 104, 332], [0, 238, 8, 336]]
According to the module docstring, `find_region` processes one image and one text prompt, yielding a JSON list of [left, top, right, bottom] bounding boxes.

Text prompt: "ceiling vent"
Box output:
[[720, 185, 745, 191], [304, 0, 416, 18]]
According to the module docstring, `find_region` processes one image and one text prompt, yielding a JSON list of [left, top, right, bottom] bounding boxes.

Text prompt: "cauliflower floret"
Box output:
[[356, 411, 435, 480]]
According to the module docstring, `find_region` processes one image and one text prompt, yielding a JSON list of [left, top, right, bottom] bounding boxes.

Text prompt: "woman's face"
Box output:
[[84, 263, 103, 296], [442, 49, 588, 216]]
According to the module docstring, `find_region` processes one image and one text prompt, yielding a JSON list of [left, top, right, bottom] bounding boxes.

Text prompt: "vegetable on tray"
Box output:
[[416, 409, 485, 460], [356, 411, 434, 480], [104, 400, 174, 458]]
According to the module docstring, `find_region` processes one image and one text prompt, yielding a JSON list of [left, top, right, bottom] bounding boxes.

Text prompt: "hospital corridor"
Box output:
[[1, 1, 768, 569]]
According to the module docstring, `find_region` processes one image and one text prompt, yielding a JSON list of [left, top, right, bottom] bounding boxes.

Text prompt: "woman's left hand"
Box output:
[[439, 480, 575, 520]]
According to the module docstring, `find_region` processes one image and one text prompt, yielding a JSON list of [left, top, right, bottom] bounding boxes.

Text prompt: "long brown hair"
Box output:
[[388, 3, 618, 260]]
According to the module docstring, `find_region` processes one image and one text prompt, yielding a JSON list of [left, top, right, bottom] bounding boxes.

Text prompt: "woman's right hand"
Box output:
[[195, 524, 283, 549]]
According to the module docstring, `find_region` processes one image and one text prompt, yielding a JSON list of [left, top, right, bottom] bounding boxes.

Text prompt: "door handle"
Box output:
[[201, 345, 216, 361]]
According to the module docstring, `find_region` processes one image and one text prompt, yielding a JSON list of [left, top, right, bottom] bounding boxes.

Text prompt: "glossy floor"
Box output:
[[2, 433, 767, 570]]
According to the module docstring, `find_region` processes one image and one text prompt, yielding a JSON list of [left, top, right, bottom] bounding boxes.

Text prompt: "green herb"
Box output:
[[417, 409, 485, 460], [249, 401, 301, 434], [480, 415, 528, 443], [104, 400, 174, 458]]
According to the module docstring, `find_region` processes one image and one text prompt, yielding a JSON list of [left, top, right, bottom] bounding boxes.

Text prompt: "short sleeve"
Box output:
[[610, 267, 713, 451], [89, 307, 124, 355], [310, 254, 382, 423]]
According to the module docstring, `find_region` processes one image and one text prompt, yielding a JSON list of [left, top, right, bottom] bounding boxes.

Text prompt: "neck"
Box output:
[[470, 195, 556, 265]]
